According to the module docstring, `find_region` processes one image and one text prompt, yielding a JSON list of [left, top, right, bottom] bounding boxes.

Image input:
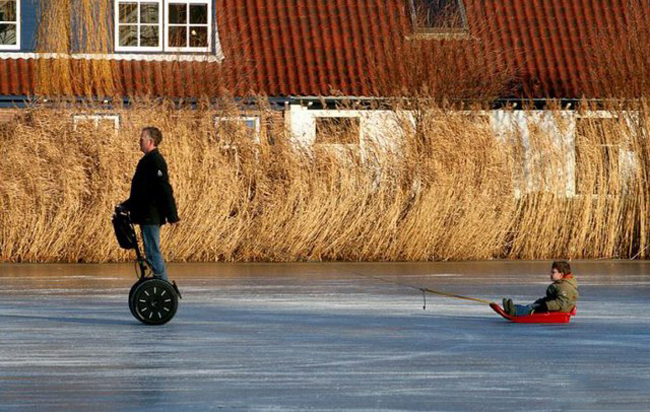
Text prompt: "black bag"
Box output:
[[112, 206, 138, 250]]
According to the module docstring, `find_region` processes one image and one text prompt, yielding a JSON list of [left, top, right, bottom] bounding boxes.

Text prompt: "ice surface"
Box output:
[[0, 261, 649, 411]]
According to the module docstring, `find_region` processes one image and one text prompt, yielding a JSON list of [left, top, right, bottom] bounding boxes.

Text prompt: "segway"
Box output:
[[112, 205, 182, 325]]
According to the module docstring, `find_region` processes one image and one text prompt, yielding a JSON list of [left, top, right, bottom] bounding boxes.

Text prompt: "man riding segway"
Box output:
[[115, 126, 181, 325]]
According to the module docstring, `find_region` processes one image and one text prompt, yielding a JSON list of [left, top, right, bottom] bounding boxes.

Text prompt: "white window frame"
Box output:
[[409, 0, 469, 37], [114, 0, 164, 52], [164, 0, 211, 53], [0, 0, 20, 51], [215, 116, 261, 144], [73, 114, 121, 131]]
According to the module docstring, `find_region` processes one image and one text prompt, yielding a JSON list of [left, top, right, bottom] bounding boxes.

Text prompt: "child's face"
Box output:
[[550, 268, 563, 281]]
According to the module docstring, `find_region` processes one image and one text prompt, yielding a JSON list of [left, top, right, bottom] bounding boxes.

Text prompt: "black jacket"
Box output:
[[123, 148, 179, 225]]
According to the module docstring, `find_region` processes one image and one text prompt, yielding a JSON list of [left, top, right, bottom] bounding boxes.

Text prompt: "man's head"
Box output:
[[140, 127, 163, 154], [551, 261, 571, 281]]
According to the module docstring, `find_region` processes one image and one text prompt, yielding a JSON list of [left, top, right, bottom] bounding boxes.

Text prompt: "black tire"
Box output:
[[128, 278, 148, 320], [131, 279, 178, 325]]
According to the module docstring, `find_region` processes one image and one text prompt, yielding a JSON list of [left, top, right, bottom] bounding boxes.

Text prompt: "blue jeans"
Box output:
[[514, 304, 535, 316], [140, 225, 168, 281]]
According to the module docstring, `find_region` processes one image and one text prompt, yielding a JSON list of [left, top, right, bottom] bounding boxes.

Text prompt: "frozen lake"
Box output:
[[0, 261, 649, 411]]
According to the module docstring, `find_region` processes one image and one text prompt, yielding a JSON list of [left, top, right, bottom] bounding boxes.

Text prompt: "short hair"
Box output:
[[552, 261, 571, 275], [142, 127, 163, 146]]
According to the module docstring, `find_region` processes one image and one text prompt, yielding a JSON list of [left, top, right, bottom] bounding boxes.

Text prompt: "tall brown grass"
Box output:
[[35, 0, 116, 96], [587, 0, 650, 99], [375, 1, 518, 101], [34, 0, 251, 98], [4, 1, 649, 263], [1, 99, 650, 263]]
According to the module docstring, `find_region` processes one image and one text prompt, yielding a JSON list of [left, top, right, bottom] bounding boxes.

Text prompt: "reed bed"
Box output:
[[0, 0, 650, 262], [5, 1, 650, 262], [1, 100, 649, 263]]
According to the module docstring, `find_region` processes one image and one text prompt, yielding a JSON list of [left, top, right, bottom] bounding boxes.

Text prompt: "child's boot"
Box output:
[[503, 298, 516, 316]]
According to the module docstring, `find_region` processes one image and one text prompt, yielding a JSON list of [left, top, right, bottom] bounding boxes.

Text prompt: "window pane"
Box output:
[[97, 118, 119, 131], [190, 4, 207, 24], [0, 23, 16, 45], [73, 120, 97, 133], [119, 25, 138, 47], [140, 25, 159, 47], [168, 4, 187, 24], [217, 119, 259, 142], [189, 26, 207, 47], [0, 1, 16, 22], [119, 3, 138, 24], [413, 0, 464, 29], [168, 26, 186, 47], [140, 3, 159, 24]]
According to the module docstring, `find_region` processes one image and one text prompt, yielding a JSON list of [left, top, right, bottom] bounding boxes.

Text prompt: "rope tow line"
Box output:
[[331, 265, 492, 310], [418, 287, 492, 306]]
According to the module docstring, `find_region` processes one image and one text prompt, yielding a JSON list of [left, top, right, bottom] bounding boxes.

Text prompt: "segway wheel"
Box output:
[[130, 279, 178, 325], [128, 278, 148, 320]]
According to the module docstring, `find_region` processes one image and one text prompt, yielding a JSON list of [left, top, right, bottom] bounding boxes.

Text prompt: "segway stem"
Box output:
[[134, 245, 148, 279]]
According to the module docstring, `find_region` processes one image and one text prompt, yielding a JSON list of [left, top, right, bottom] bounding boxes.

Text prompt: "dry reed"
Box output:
[[587, 0, 650, 99], [2, 99, 650, 263], [34, 0, 250, 98], [35, 0, 116, 96], [4, 1, 650, 263]]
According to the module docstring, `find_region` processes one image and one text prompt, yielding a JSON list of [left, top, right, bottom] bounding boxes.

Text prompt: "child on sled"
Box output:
[[503, 261, 579, 317]]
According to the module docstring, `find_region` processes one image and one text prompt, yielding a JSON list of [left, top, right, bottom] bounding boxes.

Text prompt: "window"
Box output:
[[410, 0, 468, 34], [214, 116, 261, 171], [114, 0, 210, 52], [115, 0, 163, 51], [166, 1, 210, 52], [0, 0, 19, 50], [73, 114, 121, 131], [215, 116, 261, 144], [315, 117, 360, 145], [574, 117, 622, 195]]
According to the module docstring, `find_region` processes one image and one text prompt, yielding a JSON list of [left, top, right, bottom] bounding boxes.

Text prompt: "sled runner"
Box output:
[[490, 302, 576, 324]]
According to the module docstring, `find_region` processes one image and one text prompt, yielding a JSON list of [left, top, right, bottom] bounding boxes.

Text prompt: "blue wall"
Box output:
[[20, 0, 39, 51], [17, 0, 112, 53]]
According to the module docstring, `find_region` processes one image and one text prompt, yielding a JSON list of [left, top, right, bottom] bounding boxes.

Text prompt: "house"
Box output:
[[0, 0, 647, 196]]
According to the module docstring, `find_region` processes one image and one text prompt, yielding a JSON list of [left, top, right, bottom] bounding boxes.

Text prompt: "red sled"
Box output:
[[490, 303, 577, 324]]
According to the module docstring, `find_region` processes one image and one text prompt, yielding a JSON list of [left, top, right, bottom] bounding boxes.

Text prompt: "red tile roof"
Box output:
[[216, 0, 409, 97], [0, 57, 34, 96], [0, 0, 646, 99]]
